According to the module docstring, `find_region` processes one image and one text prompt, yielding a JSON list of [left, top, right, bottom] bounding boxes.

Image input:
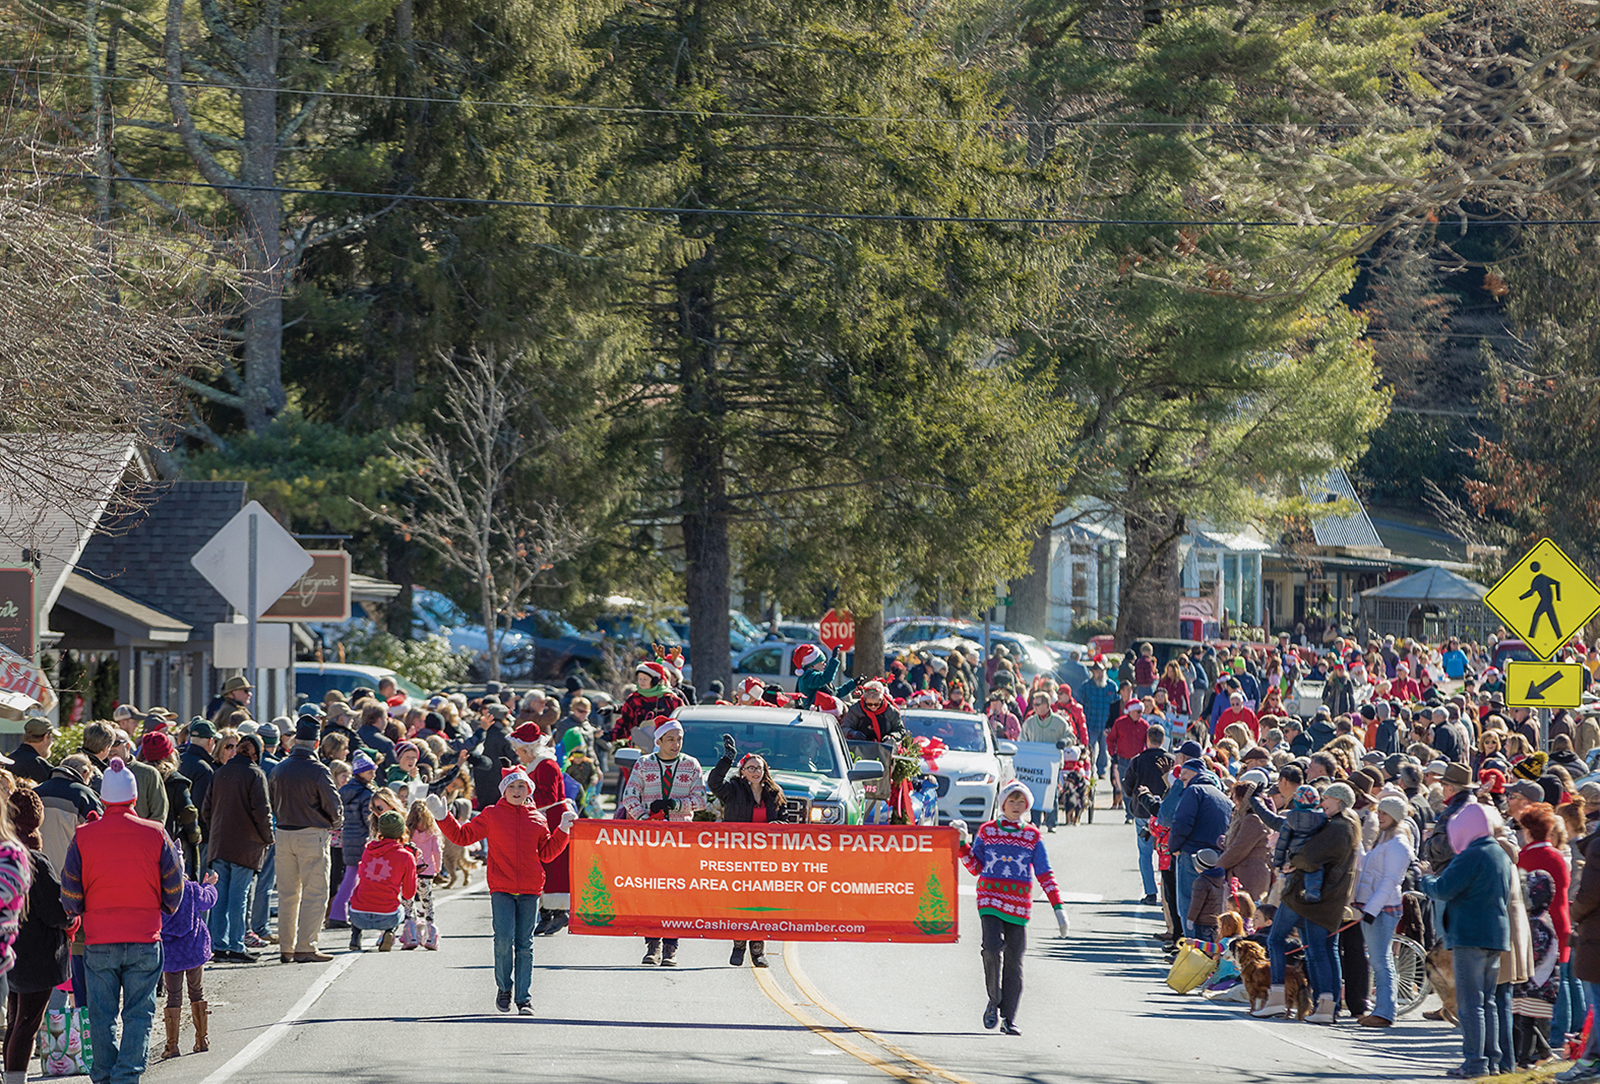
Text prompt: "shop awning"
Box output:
[[56, 573, 192, 644]]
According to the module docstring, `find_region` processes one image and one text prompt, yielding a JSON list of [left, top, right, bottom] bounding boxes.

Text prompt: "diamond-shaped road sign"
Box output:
[[1484, 538, 1600, 661], [1505, 661, 1584, 710], [191, 501, 314, 617]]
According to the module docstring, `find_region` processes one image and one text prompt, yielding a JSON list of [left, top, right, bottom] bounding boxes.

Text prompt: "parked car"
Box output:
[[885, 616, 982, 646], [1492, 639, 1540, 671], [294, 663, 427, 709], [506, 609, 607, 680], [412, 589, 535, 680], [671, 705, 884, 824], [900, 709, 1015, 830]]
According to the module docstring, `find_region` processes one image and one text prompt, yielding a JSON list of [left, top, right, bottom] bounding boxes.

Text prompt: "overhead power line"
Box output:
[[15, 168, 1600, 229], [0, 64, 1518, 132]]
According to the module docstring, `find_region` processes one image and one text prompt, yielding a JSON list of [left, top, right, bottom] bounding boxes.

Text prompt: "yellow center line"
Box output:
[[752, 963, 927, 1083], [780, 941, 980, 1084]]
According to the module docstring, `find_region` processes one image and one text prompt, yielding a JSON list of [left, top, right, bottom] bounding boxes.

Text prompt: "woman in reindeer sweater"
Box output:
[[958, 780, 1069, 1036]]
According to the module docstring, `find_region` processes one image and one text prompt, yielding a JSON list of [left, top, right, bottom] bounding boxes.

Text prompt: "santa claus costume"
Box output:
[[523, 733, 574, 936]]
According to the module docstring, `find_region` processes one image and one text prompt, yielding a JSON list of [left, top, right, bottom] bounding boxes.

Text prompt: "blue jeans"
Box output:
[[1494, 982, 1513, 1074], [1266, 905, 1340, 1002], [206, 859, 255, 954], [349, 907, 403, 931], [1361, 910, 1400, 1021], [85, 941, 163, 1084], [1553, 960, 1586, 1046], [490, 892, 540, 1004], [1582, 980, 1600, 1058], [1116, 757, 1134, 818], [1134, 818, 1157, 896], [1175, 855, 1198, 936], [1088, 726, 1108, 778], [1030, 807, 1058, 830], [1453, 946, 1502, 1077], [250, 843, 276, 936]]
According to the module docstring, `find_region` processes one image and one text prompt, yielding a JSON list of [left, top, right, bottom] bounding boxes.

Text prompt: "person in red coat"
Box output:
[[1107, 702, 1151, 821], [59, 757, 184, 1084], [527, 744, 574, 936], [1213, 691, 1260, 743], [1051, 684, 1089, 747], [439, 765, 574, 1016], [347, 811, 417, 953]]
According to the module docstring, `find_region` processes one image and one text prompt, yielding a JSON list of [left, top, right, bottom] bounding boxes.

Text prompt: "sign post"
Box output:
[[1485, 538, 1600, 661], [819, 608, 855, 652], [191, 501, 314, 692]]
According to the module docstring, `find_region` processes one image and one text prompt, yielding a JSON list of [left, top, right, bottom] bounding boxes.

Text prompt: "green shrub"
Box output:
[[336, 627, 473, 691]]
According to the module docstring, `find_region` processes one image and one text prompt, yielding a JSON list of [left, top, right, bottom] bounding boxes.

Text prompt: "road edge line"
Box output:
[[198, 951, 361, 1084], [781, 941, 978, 1084], [752, 962, 923, 1083]]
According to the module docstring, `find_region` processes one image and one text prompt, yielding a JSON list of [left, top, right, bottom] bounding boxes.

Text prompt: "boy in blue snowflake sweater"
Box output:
[[957, 780, 1069, 1035]]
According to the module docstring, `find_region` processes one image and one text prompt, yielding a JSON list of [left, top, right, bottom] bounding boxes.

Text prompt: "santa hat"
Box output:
[[636, 661, 670, 687], [499, 764, 532, 796], [737, 676, 765, 704], [859, 680, 888, 699], [102, 757, 138, 805], [909, 690, 940, 708], [812, 691, 843, 718], [654, 719, 684, 746], [510, 722, 544, 752], [792, 644, 825, 671], [996, 779, 1033, 816]]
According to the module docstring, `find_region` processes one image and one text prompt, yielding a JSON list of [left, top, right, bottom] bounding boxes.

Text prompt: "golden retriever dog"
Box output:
[[1234, 940, 1272, 1012], [1424, 943, 1458, 1024], [439, 798, 480, 887], [1284, 961, 1313, 1021]]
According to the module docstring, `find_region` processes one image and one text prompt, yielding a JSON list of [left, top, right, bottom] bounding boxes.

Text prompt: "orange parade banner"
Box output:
[[568, 820, 960, 942]]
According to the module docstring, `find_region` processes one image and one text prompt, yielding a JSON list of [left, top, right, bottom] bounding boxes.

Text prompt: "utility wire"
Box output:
[[0, 63, 1518, 131], [15, 168, 1600, 229]]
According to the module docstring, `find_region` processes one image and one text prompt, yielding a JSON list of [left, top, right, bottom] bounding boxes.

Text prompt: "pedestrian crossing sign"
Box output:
[[1504, 661, 1583, 710], [1484, 538, 1600, 661]]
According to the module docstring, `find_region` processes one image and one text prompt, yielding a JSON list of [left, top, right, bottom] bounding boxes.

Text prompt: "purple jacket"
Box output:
[[160, 880, 218, 973]]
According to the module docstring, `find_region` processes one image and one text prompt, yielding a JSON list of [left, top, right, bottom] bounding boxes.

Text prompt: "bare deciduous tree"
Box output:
[[357, 348, 587, 681], [0, 161, 221, 523]]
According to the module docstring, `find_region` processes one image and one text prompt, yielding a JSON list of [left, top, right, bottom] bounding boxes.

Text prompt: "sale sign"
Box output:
[[569, 821, 959, 942]]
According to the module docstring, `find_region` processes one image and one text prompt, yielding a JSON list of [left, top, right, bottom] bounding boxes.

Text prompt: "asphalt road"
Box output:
[[138, 799, 1469, 1084]]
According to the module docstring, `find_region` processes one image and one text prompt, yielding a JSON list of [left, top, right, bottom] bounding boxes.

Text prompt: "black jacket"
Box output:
[[468, 723, 515, 807], [202, 756, 274, 870], [179, 744, 218, 832], [9, 848, 69, 994], [709, 757, 789, 823], [841, 703, 905, 745], [1126, 747, 1175, 819], [8, 744, 53, 785]]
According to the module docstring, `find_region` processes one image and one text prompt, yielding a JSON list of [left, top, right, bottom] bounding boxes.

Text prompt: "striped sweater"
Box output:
[[960, 820, 1062, 924]]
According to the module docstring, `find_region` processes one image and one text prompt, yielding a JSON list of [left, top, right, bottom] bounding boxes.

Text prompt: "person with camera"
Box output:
[[709, 734, 790, 968], [619, 719, 707, 966]]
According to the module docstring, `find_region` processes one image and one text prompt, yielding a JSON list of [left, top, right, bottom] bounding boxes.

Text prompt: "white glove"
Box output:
[[558, 802, 577, 831], [425, 793, 446, 820], [954, 820, 970, 847], [1055, 906, 1069, 938]]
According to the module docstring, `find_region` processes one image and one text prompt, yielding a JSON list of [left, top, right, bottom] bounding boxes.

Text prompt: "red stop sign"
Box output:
[[819, 608, 855, 651]]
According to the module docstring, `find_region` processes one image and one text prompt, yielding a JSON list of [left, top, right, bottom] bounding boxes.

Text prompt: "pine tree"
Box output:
[[915, 869, 953, 935], [577, 858, 615, 927]]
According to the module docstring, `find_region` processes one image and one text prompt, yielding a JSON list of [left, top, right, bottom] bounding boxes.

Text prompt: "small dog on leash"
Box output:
[[1284, 962, 1313, 1021], [1425, 943, 1458, 1024], [1234, 940, 1273, 1012], [440, 798, 480, 887]]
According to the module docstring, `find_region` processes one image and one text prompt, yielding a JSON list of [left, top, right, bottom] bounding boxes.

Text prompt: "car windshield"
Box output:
[[297, 669, 424, 701], [1497, 645, 1538, 665], [729, 611, 762, 642], [679, 721, 839, 776], [902, 714, 988, 753]]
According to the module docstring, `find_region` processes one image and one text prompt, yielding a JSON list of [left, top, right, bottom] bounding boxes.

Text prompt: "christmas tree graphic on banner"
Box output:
[[914, 869, 952, 935], [577, 858, 614, 927]]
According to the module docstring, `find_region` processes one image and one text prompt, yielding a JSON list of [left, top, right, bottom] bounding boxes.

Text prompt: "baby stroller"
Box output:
[[1057, 746, 1091, 826]]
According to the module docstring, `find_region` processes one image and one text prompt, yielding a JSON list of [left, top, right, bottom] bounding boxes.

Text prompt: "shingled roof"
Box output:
[[76, 481, 247, 629]]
